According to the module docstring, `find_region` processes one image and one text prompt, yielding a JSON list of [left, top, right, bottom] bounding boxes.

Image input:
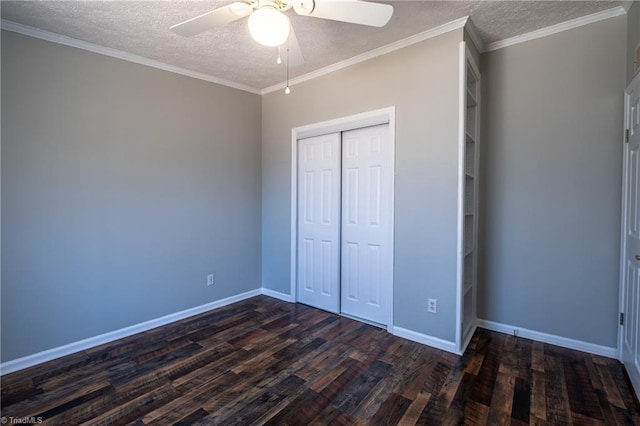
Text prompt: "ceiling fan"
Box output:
[[170, 0, 394, 68]]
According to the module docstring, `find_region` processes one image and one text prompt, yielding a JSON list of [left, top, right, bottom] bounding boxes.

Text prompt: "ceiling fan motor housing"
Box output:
[[291, 0, 315, 16]]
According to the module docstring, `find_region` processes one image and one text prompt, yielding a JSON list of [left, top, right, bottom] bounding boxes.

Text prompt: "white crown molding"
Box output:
[[3, 5, 628, 96], [483, 6, 627, 52], [477, 319, 618, 359], [261, 16, 469, 95], [0, 19, 262, 95], [0, 289, 262, 375], [622, 1, 634, 13]]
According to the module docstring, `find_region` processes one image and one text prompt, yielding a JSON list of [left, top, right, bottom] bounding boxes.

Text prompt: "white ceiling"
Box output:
[[0, 1, 631, 92]]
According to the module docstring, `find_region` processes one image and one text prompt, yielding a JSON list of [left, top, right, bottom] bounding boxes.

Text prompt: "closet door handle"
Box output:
[[636, 255, 640, 261]]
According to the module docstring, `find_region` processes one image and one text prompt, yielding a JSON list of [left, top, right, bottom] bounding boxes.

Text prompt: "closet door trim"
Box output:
[[290, 107, 396, 332]]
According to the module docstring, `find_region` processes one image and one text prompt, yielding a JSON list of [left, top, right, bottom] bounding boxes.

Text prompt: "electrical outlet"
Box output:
[[428, 298, 437, 314], [207, 273, 215, 286]]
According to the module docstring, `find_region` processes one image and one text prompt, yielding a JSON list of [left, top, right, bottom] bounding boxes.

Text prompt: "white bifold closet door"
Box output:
[[297, 124, 392, 326]]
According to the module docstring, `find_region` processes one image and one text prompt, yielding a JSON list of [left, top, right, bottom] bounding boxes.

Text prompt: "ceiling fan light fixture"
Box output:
[[248, 6, 290, 47]]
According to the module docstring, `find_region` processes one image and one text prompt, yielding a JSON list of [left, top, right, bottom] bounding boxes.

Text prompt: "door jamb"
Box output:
[[619, 72, 640, 361], [290, 107, 396, 332]]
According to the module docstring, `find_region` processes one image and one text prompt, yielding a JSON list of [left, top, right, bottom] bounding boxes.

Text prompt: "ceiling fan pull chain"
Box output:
[[285, 45, 291, 94]]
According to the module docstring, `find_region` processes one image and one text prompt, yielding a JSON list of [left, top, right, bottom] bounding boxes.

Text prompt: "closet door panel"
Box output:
[[297, 133, 341, 313], [341, 124, 392, 325]]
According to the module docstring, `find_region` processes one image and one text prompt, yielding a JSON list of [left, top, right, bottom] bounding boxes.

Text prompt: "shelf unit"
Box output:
[[458, 42, 480, 353]]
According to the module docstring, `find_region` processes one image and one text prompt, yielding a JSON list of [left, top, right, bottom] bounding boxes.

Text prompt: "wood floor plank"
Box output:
[[462, 399, 490, 425], [307, 350, 354, 393], [563, 356, 604, 421], [1, 378, 112, 420], [545, 350, 572, 424], [0, 378, 41, 408], [468, 332, 502, 406], [416, 355, 463, 424], [531, 340, 545, 372], [369, 392, 411, 424], [287, 358, 369, 424], [82, 383, 180, 425], [530, 369, 547, 422], [596, 359, 629, 410], [204, 374, 306, 425], [510, 376, 531, 423], [398, 391, 431, 424], [485, 372, 515, 425], [142, 370, 242, 424], [170, 346, 246, 393], [439, 370, 474, 425], [1, 296, 638, 425]]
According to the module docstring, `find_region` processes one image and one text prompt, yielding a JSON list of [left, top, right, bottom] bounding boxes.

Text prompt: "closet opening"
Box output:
[[290, 107, 396, 331]]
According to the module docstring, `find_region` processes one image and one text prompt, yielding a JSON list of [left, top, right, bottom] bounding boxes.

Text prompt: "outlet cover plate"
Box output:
[[428, 298, 437, 314]]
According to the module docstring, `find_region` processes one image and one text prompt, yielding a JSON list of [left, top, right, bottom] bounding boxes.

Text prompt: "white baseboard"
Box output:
[[392, 326, 460, 355], [261, 288, 294, 303], [0, 289, 262, 375], [2, 291, 619, 376], [477, 319, 618, 359]]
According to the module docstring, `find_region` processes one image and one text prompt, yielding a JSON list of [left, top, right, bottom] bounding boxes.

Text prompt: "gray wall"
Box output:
[[1, 31, 262, 362], [628, 1, 639, 85], [479, 16, 626, 347], [262, 30, 464, 342]]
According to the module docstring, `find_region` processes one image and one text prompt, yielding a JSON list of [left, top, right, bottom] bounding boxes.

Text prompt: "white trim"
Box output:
[[294, 108, 396, 140], [461, 323, 477, 353], [455, 41, 466, 353], [635, 41, 640, 74], [623, 1, 634, 13], [0, 289, 262, 375], [290, 127, 299, 305], [3, 6, 629, 95], [1, 289, 620, 375], [290, 107, 396, 332], [392, 326, 460, 355], [619, 86, 632, 362], [261, 17, 469, 95], [456, 43, 481, 355], [484, 7, 627, 52], [261, 287, 294, 303], [0, 19, 261, 95], [477, 319, 618, 359]]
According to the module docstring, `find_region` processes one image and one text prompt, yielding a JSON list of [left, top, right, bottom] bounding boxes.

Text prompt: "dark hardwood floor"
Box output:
[[1, 295, 638, 425]]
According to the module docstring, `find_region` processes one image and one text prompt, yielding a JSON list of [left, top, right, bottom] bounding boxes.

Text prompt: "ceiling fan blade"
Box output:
[[285, 25, 304, 67], [300, 0, 393, 27], [170, 2, 253, 37]]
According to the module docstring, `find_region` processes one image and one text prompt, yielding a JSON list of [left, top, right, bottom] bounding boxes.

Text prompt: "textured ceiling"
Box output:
[[0, 1, 630, 91]]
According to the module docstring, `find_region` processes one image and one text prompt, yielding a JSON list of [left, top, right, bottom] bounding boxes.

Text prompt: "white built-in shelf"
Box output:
[[466, 132, 475, 144], [459, 44, 480, 354], [464, 281, 473, 294], [466, 88, 477, 108]]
